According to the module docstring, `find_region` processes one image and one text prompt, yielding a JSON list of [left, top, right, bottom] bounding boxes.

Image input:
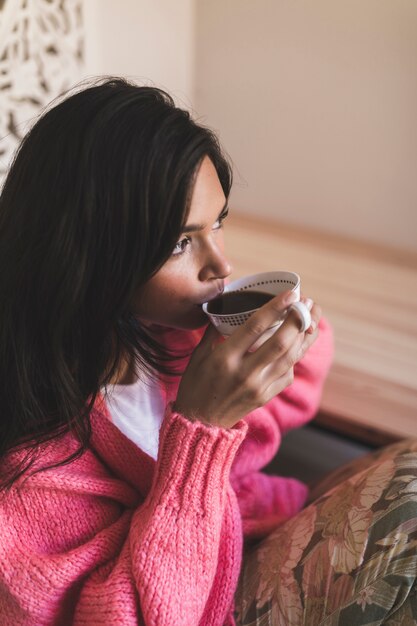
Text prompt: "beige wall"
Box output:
[[194, 0, 417, 252], [83, 0, 195, 107]]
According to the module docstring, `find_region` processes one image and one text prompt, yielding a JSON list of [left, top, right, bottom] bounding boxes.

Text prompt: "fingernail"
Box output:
[[284, 290, 298, 305], [303, 298, 314, 311]]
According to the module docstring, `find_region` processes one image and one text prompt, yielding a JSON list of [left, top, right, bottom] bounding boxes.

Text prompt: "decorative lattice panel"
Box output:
[[0, 0, 84, 186]]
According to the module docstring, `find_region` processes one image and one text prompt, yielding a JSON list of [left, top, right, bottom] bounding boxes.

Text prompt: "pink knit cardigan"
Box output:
[[0, 319, 333, 625]]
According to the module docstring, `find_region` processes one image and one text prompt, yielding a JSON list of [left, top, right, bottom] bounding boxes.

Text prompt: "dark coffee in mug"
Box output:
[[207, 290, 274, 315]]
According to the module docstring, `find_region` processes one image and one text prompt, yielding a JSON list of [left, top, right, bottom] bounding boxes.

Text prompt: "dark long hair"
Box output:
[[0, 77, 232, 489]]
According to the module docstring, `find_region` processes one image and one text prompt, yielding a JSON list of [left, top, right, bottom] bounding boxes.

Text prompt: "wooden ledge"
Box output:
[[226, 213, 417, 446]]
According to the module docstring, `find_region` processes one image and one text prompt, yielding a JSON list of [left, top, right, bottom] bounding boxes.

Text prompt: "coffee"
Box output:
[[207, 290, 274, 315]]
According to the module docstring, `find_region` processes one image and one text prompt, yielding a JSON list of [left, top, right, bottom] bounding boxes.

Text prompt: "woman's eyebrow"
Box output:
[[182, 202, 229, 233]]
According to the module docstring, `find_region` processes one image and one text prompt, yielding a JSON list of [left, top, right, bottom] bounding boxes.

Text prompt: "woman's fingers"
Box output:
[[256, 313, 320, 404], [247, 303, 310, 367], [197, 294, 320, 378], [177, 293, 322, 428], [247, 300, 321, 372], [297, 307, 321, 357], [225, 290, 298, 355], [263, 367, 295, 399]]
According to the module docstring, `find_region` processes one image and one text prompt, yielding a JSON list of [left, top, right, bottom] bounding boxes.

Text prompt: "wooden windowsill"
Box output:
[[226, 212, 417, 447]]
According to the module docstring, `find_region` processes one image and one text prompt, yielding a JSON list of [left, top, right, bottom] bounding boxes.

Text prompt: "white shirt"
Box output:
[[104, 374, 165, 459]]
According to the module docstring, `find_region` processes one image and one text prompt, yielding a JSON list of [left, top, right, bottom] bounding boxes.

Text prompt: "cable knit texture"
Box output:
[[0, 318, 333, 625]]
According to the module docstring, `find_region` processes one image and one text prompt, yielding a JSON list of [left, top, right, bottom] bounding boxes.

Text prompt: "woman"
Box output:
[[0, 78, 416, 625]]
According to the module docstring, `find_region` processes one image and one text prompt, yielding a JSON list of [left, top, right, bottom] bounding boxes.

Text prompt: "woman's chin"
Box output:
[[178, 307, 211, 331], [187, 306, 211, 329]]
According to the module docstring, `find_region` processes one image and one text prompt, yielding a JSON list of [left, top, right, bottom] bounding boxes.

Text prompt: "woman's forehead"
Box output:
[[185, 157, 226, 227]]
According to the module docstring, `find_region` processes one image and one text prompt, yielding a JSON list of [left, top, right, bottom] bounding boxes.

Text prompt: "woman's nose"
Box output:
[[198, 241, 233, 282]]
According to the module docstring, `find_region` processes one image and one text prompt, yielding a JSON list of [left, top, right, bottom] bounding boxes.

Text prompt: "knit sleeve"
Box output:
[[0, 410, 247, 626], [128, 409, 247, 625]]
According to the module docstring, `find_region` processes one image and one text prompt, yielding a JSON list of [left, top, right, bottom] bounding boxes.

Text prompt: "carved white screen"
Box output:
[[0, 0, 85, 186]]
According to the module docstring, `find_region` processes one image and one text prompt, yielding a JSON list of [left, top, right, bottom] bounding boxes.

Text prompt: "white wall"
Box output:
[[83, 0, 195, 108], [194, 0, 417, 252]]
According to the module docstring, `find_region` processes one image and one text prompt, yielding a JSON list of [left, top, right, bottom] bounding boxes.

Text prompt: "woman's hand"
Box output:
[[174, 291, 322, 428]]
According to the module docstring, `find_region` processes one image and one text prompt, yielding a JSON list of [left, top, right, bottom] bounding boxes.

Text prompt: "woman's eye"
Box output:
[[172, 236, 191, 256], [171, 209, 229, 256], [213, 208, 229, 230]]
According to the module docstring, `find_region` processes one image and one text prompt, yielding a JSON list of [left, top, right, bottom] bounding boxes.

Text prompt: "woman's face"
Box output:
[[134, 156, 233, 330]]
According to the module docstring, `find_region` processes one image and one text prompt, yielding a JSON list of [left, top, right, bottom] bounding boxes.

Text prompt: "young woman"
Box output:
[[0, 78, 416, 626]]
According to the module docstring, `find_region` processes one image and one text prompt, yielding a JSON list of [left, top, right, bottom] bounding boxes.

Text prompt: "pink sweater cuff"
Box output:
[[149, 405, 248, 511]]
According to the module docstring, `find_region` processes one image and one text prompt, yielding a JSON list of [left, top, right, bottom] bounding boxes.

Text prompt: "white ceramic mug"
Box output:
[[202, 270, 311, 350]]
